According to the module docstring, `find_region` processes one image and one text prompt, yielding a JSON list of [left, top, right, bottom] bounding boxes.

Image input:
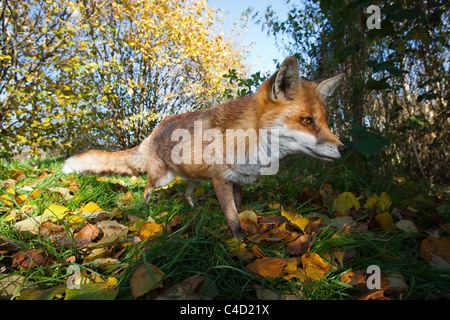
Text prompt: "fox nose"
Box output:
[[338, 145, 347, 155]]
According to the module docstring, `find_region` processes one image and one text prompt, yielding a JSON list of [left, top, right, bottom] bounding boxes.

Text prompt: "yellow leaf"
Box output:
[[193, 187, 206, 198], [29, 189, 42, 200], [246, 257, 287, 278], [377, 192, 392, 212], [15, 195, 28, 205], [374, 212, 395, 230], [80, 202, 103, 214], [301, 253, 330, 282], [366, 192, 392, 213], [42, 204, 70, 222], [106, 277, 118, 286], [335, 192, 360, 212], [0, 193, 14, 206], [282, 210, 310, 231], [283, 258, 298, 274], [138, 222, 163, 240], [319, 182, 333, 208], [67, 214, 88, 225], [282, 268, 308, 282], [366, 194, 379, 209], [239, 210, 258, 223], [130, 263, 165, 299]]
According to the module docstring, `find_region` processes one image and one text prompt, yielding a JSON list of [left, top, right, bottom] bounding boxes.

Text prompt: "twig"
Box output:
[[409, 134, 427, 180]]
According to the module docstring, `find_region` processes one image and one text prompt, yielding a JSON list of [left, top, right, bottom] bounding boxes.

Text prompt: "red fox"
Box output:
[[62, 56, 346, 240]]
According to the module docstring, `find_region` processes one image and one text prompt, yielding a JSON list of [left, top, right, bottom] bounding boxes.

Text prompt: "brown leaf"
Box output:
[[240, 218, 260, 235], [246, 257, 287, 278], [358, 286, 392, 300], [74, 223, 99, 241], [11, 250, 51, 270], [91, 210, 122, 223], [69, 223, 100, 248], [286, 234, 312, 255], [301, 186, 321, 205], [130, 263, 165, 299], [11, 169, 26, 181], [258, 216, 287, 234], [420, 237, 450, 267], [156, 274, 204, 300], [340, 269, 365, 286]]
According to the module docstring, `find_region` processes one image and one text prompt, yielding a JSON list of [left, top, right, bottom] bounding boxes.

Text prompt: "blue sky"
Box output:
[[207, 0, 291, 74]]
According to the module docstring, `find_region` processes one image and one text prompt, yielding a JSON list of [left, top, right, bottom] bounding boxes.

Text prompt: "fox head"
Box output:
[[258, 56, 347, 161]]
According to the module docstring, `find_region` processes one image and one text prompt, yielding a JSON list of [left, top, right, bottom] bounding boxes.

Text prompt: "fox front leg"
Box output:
[[232, 184, 242, 213], [212, 179, 246, 241]]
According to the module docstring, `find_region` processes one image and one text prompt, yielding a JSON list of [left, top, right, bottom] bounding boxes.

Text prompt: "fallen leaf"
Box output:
[[11, 250, 51, 270], [130, 263, 165, 299], [358, 286, 392, 300], [374, 212, 395, 230], [239, 210, 258, 223], [286, 234, 312, 255], [193, 187, 206, 198], [240, 219, 260, 234], [89, 220, 128, 247], [80, 202, 103, 217], [0, 190, 15, 206], [283, 258, 298, 273], [366, 192, 392, 213], [420, 237, 450, 267], [65, 283, 119, 300], [330, 216, 354, 229], [0, 275, 29, 299], [18, 285, 66, 300], [48, 187, 73, 201], [74, 223, 99, 243], [281, 210, 309, 231], [319, 182, 334, 209], [156, 273, 218, 300], [386, 271, 408, 291], [246, 257, 287, 278], [334, 192, 360, 212], [395, 219, 418, 232], [14, 216, 43, 234], [240, 211, 260, 234], [340, 269, 365, 286], [14, 194, 28, 205], [254, 285, 282, 300], [42, 204, 70, 222], [138, 222, 164, 240], [301, 253, 330, 281], [11, 169, 26, 181]]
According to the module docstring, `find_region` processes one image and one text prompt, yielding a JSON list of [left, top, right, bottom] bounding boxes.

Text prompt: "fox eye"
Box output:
[[300, 117, 314, 125]]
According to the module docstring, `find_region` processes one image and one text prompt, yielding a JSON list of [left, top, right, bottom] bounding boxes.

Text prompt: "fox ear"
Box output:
[[317, 73, 345, 99], [271, 56, 300, 101]]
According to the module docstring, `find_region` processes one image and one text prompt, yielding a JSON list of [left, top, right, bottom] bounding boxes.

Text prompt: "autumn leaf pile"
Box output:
[[0, 165, 449, 300]]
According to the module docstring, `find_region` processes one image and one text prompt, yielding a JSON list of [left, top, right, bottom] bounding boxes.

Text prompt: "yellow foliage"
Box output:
[[366, 192, 392, 213], [374, 212, 395, 231], [334, 192, 361, 212]]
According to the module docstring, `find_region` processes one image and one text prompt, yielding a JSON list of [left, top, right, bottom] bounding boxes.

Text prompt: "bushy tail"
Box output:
[[62, 145, 147, 176]]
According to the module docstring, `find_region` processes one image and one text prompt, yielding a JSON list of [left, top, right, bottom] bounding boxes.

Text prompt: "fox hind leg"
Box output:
[[183, 180, 199, 208], [143, 169, 176, 203], [143, 180, 154, 203]]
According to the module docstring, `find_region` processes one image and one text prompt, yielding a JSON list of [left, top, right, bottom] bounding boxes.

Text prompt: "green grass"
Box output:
[[0, 156, 449, 300]]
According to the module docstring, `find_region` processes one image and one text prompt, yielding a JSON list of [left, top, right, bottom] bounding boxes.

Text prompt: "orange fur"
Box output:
[[62, 57, 347, 240]]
